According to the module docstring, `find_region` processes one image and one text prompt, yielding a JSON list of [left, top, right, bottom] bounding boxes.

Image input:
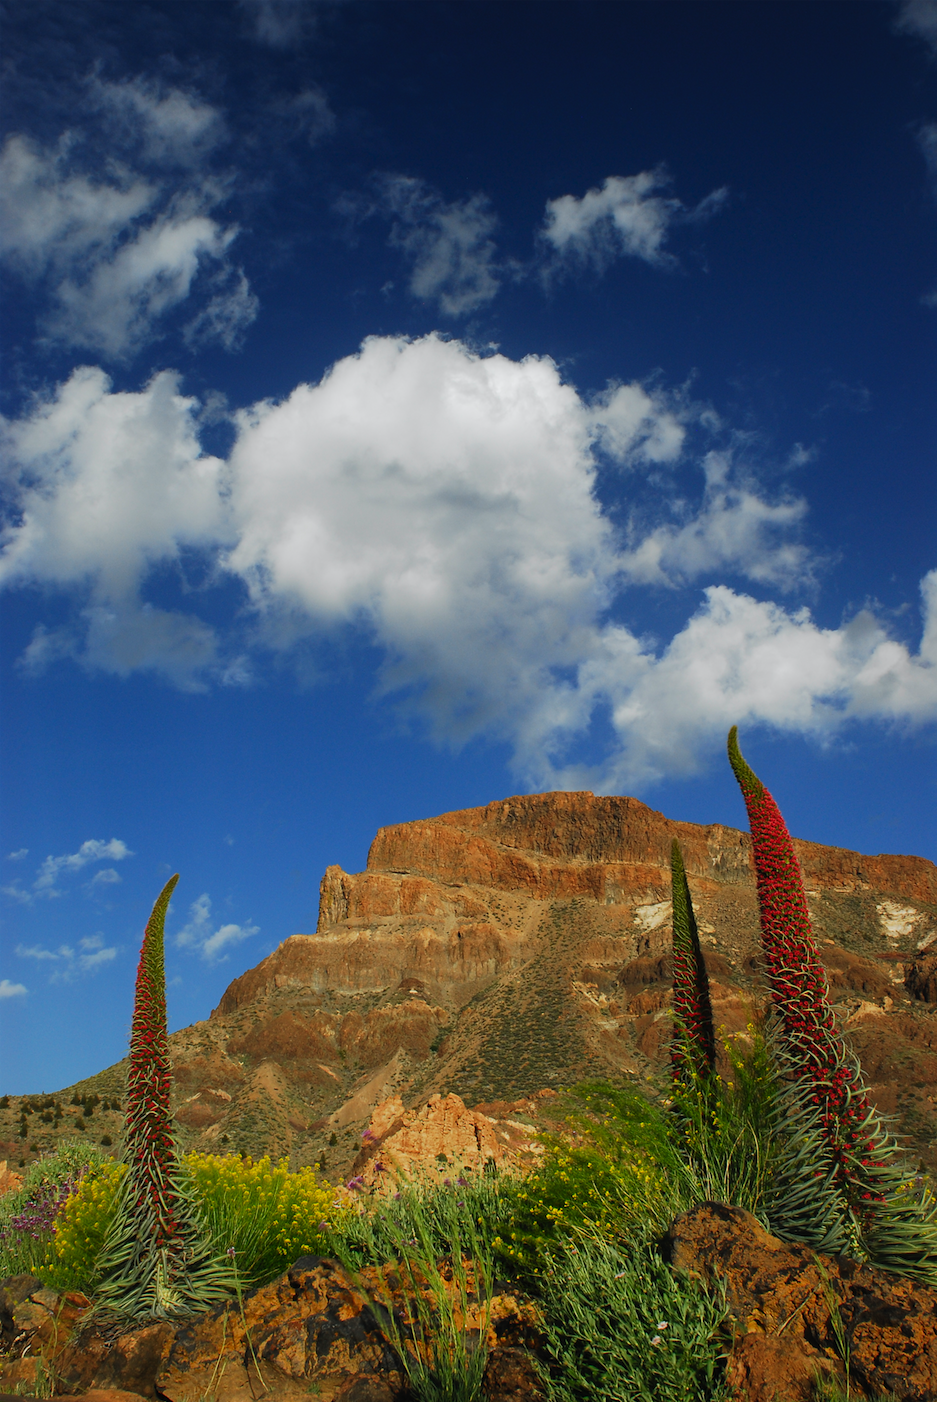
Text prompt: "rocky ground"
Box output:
[[3, 1203, 936, 1401], [2, 789, 935, 1186]]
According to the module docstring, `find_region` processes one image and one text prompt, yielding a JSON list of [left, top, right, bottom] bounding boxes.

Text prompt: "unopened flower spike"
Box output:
[[669, 838, 717, 1088]]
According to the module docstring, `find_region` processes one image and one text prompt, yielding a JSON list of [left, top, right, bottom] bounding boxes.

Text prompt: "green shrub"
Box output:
[[492, 1082, 697, 1278], [534, 1229, 729, 1402], [329, 1172, 499, 1402], [668, 1023, 779, 1221], [41, 1159, 126, 1291], [43, 1151, 341, 1294], [0, 1139, 112, 1282]]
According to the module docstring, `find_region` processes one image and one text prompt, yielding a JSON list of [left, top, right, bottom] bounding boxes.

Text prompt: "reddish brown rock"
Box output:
[[55, 1320, 175, 1398], [53, 1391, 151, 1402], [663, 1203, 937, 1402], [908, 952, 937, 1004], [481, 1343, 545, 1399], [0, 1163, 22, 1200], [154, 1255, 539, 1402], [330, 1377, 404, 1402], [350, 1091, 544, 1189], [722, 1333, 841, 1402], [0, 1274, 178, 1399]]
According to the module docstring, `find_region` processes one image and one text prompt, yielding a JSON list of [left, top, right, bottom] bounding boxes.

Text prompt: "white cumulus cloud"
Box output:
[[89, 868, 122, 887], [0, 335, 934, 788], [541, 168, 727, 274], [541, 573, 937, 790], [0, 980, 27, 999], [0, 366, 228, 687]]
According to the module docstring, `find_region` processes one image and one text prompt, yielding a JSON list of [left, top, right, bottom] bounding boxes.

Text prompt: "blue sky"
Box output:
[[1, 0, 935, 1095]]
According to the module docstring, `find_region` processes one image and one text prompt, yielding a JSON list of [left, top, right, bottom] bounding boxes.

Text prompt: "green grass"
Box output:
[[328, 1173, 498, 1402], [534, 1229, 730, 1402]]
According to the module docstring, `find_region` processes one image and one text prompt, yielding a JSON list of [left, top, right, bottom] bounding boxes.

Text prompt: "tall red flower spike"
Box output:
[[726, 726, 887, 1220], [125, 873, 181, 1253], [669, 840, 716, 1088], [95, 876, 233, 1318]]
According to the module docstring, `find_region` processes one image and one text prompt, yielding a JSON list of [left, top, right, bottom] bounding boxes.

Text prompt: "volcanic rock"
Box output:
[[0, 1253, 544, 1401], [664, 1202, 937, 1402], [154, 1254, 539, 1402], [52, 1392, 151, 1402], [349, 1090, 545, 1190], [0, 1165, 22, 1201]]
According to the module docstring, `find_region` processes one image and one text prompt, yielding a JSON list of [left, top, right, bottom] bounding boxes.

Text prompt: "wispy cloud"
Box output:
[[238, 0, 323, 47], [1, 837, 133, 903], [375, 175, 501, 316], [541, 168, 727, 275], [91, 76, 227, 168], [15, 934, 117, 981], [0, 77, 257, 360], [895, 0, 937, 57], [176, 892, 259, 962], [35, 838, 133, 893], [614, 451, 813, 591], [272, 87, 336, 145], [6, 849, 28, 861], [0, 980, 27, 999]]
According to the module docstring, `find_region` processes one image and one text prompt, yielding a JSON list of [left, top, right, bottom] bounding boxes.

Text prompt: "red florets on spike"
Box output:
[[124, 874, 184, 1246], [727, 727, 885, 1220]]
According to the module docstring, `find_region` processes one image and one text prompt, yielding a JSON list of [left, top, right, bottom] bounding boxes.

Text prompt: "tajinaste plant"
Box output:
[[669, 839, 716, 1089], [727, 726, 937, 1282], [94, 875, 234, 1318]]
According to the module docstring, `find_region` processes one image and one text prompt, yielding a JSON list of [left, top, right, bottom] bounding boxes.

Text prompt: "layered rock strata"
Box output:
[[3, 791, 935, 1181]]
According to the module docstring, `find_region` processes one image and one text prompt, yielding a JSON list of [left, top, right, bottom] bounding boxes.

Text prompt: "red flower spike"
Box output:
[[94, 876, 235, 1319], [727, 727, 886, 1221]]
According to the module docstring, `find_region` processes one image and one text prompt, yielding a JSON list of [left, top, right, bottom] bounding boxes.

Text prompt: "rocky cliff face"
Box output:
[[5, 791, 936, 1183]]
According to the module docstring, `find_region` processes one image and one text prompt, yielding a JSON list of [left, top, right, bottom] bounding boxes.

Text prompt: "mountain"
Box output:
[[4, 791, 936, 1183]]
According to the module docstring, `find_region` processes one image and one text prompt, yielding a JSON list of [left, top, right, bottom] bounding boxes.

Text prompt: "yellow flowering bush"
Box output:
[[184, 1153, 343, 1287], [41, 1159, 127, 1291], [492, 1082, 694, 1278], [42, 1153, 342, 1294]]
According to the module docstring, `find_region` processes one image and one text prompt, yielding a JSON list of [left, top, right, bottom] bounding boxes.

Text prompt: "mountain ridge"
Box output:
[[3, 790, 935, 1185]]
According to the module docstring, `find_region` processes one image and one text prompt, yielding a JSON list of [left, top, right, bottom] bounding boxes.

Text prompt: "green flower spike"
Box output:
[[669, 840, 716, 1089]]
